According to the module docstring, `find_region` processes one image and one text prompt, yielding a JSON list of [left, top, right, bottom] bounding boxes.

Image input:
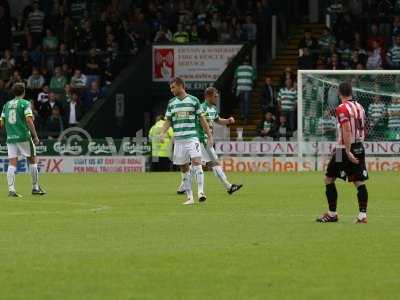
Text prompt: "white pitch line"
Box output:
[[0, 203, 110, 216], [85, 205, 110, 212]]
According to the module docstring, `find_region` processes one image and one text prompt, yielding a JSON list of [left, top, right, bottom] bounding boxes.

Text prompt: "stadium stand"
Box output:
[[0, 0, 274, 139], [230, 0, 400, 140], [6, 1, 398, 141]]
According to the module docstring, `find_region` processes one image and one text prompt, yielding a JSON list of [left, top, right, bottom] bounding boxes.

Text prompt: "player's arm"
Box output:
[[216, 116, 235, 126], [199, 114, 213, 146], [161, 118, 171, 135], [0, 108, 4, 128], [342, 121, 359, 164], [26, 116, 40, 145], [159, 118, 172, 142]]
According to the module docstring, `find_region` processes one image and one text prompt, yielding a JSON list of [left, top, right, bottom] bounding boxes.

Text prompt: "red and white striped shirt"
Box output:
[[336, 100, 366, 145]]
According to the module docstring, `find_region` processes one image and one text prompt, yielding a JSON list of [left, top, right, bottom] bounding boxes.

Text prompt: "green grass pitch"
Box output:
[[0, 171, 399, 300]]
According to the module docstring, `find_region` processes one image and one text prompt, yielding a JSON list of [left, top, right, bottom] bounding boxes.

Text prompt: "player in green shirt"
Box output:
[[160, 78, 213, 205], [178, 87, 242, 195], [0, 83, 45, 197]]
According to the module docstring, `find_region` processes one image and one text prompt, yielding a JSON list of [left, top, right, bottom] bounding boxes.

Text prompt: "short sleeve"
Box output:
[[1, 106, 5, 120], [335, 105, 349, 126], [165, 102, 172, 120], [194, 98, 202, 116], [24, 102, 33, 117], [214, 110, 220, 121]]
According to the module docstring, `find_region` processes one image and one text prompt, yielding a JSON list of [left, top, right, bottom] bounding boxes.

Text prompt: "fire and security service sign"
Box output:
[[152, 45, 242, 82]]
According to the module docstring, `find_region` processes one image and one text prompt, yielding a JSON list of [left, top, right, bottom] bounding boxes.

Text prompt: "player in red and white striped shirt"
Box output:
[[317, 82, 369, 224]]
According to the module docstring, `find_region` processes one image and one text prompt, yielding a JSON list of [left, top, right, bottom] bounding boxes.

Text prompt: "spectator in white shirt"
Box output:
[[65, 92, 82, 127], [70, 69, 87, 90], [37, 85, 50, 104], [366, 41, 383, 70]]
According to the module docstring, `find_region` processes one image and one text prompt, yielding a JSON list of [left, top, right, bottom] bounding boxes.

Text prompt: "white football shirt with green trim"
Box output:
[[165, 94, 202, 142]]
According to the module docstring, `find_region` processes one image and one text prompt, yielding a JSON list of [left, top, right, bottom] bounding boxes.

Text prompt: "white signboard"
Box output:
[[215, 142, 400, 155], [0, 156, 146, 173], [152, 45, 242, 82]]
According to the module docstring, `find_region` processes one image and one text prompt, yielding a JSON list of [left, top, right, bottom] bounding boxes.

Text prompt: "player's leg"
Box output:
[[316, 150, 342, 223], [205, 144, 243, 194], [6, 144, 20, 197], [28, 155, 45, 195], [180, 163, 194, 205], [348, 143, 368, 223], [20, 140, 45, 195], [189, 141, 206, 202], [177, 164, 191, 195], [191, 157, 205, 202], [173, 142, 194, 204], [354, 181, 368, 223]]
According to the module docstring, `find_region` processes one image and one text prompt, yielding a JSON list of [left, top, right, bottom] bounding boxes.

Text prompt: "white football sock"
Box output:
[[182, 171, 193, 199], [192, 165, 204, 194], [30, 164, 39, 190], [328, 211, 337, 217], [358, 212, 367, 219], [178, 172, 185, 191], [212, 165, 232, 190], [7, 165, 16, 192]]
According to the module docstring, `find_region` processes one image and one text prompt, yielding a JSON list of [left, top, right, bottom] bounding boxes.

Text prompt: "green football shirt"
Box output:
[[1, 97, 33, 144], [165, 94, 202, 142], [198, 101, 219, 143]]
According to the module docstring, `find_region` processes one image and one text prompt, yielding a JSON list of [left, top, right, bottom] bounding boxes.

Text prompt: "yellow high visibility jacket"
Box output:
[[149, 120, 174, 158]]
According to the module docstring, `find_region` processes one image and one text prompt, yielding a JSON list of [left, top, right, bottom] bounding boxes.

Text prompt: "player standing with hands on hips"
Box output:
[[317, 82, 369, 223], [0, 83, 45, 197], [160, 78, 213, 205]]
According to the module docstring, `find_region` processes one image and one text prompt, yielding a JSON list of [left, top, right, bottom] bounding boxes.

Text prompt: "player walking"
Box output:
[[177, 87, 242, 195], [0, 84, 45, 197], [161, 78, 213, 205], [317, 82, 368, 223]]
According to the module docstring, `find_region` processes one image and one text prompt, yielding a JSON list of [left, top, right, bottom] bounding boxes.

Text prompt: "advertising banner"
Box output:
[[220, 157, 400, 172], [215, 141, 400, 155], [0, 139, 151, 157], [0, 156, 146, 173], [152, 45, 242, 82]]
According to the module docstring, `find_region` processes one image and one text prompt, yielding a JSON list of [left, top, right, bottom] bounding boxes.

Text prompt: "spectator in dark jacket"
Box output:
[[83, 80, 104, 112], [298, 29, 318, 53], [54, 43, 72, 67], [298, 47, 315, 70], [260, 77, 276, 114], [46, 106, 64, 138], [40, 91, 63, 122], [201, 22, 218, 44], [64, 92, 83, 127], [258, 111, 276, 138]]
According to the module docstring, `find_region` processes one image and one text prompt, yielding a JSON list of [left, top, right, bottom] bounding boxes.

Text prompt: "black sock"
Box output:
[[357, 185, 368, 213], [325, 183, 338, 212]]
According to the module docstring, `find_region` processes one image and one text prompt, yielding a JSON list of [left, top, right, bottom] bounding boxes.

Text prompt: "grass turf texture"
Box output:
[[0, 172, 399, 300]]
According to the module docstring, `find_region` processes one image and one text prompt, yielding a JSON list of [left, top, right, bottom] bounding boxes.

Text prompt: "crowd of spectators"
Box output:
[[0, 0, 146, 138], [0, 0, 273, 138], [298, 1, 400, 71], [256, 0, 400, 141]]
